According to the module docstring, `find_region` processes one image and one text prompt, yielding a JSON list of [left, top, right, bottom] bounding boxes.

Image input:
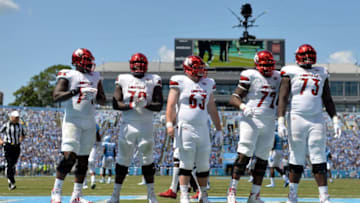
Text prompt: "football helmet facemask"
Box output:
[[295, 44, 316, 66], [254, 50, 276, 77], [72, 48, 95, 73], [130, 53, 148, 78], [183, 55, 207, 78]]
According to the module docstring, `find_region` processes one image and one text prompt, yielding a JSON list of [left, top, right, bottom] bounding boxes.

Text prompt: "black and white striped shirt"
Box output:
[[0, 121, 26, 145]]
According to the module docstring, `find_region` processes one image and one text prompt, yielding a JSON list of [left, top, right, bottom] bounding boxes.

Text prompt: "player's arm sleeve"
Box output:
[[229, 71, 250, 109], [169, 75, 183, 91], [56, 69, 72, 82], [237, 71, 251, 91]]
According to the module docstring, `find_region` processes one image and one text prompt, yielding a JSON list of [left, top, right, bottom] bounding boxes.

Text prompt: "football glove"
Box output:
[[215, 130, 223, 146], [80, 87, 98, 100], [239, 103, 255, 117], [333, 116, 342, 138], [277, 116, 288, 139]]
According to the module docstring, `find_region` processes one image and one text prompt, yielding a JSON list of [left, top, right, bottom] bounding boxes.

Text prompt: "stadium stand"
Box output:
[[0, 106, 359, 178]]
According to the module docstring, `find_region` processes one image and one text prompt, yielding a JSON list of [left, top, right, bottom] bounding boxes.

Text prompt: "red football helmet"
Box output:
[[72, 48, 95, 73], [295, 44, 316, 65], [254, 50, 276, 77], [183, 55, 206, 78], [130, 53, 148, 76]]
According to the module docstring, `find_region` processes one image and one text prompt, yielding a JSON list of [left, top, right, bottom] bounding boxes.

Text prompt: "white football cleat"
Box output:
[[265, 183, 275, 188], [227, 187, 237, 203], [70, 192, 93, 203], [180, 193, 190, 203], [320, 192, 331, 203], [286, 192, 298, 203], [51, 188, 62, 203]]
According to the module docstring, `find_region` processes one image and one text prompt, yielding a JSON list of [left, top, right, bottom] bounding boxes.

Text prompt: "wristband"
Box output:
[[278, 116, 285, 124], [333, 116, 338, 124], [239, 103, 246, 111], [166, 122, 173, 128], [70, 89, 79, 96]]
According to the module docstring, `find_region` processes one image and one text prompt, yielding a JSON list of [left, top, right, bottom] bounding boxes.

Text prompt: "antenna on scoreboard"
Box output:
[[228, 3, 266, 43]]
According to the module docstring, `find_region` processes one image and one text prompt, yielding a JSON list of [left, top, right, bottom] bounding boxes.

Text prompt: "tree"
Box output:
[[10, 65, 71, 107]]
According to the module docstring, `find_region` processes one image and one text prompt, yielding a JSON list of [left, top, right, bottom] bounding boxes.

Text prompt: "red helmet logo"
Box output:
[[183, 55, 206, 78], [254, 50, 275, 77], [72, 48, 95, 73], [295, 44, 316, 65], [130, 53, 148, 74]]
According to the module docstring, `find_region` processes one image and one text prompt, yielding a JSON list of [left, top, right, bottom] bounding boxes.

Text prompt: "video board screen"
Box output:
[[174, 38, 285, 70]]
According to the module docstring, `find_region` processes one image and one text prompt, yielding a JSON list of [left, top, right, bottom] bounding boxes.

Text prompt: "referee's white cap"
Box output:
[[10, 110, 20, 117]]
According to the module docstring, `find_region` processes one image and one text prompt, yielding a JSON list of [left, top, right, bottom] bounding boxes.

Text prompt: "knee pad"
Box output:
[[253, 158, 268, 177], [115, 164, 128, 176], [179, 168, 192, 176], [57, 153, 76, 174], [312, 163, 327, 174], [289, 164, 304, 174], [232, 153, 250, 176], [196, 171, 209, 177], [142, 163, 155, 176], [75, 158, 88, 176]]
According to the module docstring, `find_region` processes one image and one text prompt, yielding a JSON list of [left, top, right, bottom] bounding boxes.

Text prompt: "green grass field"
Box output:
[[1, 176, 360, 202]]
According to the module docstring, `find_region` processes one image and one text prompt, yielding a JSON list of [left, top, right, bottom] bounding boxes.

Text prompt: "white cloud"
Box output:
[[158, 45, 174, 62], [0, 0, 19, 15], [328, 51, 356, 64]]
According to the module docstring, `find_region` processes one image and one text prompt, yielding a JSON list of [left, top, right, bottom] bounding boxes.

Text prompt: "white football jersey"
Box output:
[[281, 65, 328, 116], [170, 75, 216, 124], [56, 69, 101, 118], [238, 69, 281, 117], [115, 73, 162, 121]]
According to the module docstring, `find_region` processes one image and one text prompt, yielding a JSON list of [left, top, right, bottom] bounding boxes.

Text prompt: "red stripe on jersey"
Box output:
[[57, 72, 66, 76], [240, 76, 250, 81], [280, 71, 286, 76], [169, 80, 179, 86]]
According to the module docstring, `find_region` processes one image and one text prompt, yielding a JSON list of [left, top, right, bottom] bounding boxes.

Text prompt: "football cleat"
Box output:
[[180, 193, 190, 203], [198, 191, 210, 203], [247, 192, 264, 203], [320, 192, 331, 203], [8, 184, 16, 191], [158, 188, 177, 199], [265, 183, 275, 188], [90, 183, 96, 189], [227, 187, 237, 203], [70, 197, 93, 203], [51, 189, 62, 203], [191, 191, 199, 199], [286, 191, 298, 203]]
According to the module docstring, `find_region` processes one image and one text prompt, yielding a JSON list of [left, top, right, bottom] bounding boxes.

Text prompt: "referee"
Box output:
[[0, 110, 26, 190]]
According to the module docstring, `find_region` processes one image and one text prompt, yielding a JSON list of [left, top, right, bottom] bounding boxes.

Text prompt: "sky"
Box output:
[[1, 0, 360, 105]]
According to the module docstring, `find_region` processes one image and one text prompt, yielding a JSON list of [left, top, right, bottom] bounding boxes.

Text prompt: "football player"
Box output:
[[51, 48, 106, 203], [83, 124, 102, 189], [277, 44, 341, 203], [227, 50, 280, 203], [107, 53, 163, 203], [166, 55, 222, 203], [99, 135, 116, 184], [266, 131, 289, 188]]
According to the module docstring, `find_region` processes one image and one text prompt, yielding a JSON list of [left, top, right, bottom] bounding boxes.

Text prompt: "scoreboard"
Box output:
[[174, 38, 285, 70]]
